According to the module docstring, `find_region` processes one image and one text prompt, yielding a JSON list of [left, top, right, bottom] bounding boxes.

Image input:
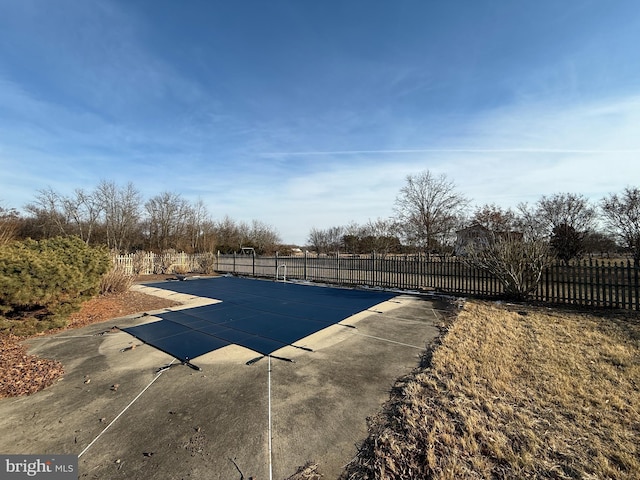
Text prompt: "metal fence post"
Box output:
[[371, 251, 376, 286], [635, 262, 639, 311], [304, 250, 308, 281]]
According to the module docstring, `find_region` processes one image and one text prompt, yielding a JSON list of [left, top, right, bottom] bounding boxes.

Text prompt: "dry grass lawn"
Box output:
[[342, 300, 640, 479]]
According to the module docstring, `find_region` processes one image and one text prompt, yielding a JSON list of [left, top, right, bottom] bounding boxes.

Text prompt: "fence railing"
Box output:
[[213, 252, 640, 311], [114, 252, 640, 311]]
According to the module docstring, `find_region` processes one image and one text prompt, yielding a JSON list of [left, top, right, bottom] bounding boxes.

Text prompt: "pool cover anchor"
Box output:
[[339, 323, 357, 329], [246, 354, 294, 366], [292, 344, 313, 352], [245, 342, 314, 365], [156, 359, 202, 373]]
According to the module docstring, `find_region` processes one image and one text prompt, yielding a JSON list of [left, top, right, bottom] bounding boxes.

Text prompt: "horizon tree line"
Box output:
[[1, 173, 640, 266], [0, 180, 281, 255], [306, 171, 640, 266]]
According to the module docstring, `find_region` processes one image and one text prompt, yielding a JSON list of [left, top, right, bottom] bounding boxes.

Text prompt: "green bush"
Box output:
[[0, 236, 110, 328]]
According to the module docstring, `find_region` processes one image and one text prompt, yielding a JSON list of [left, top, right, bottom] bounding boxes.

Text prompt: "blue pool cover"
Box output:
[[121, 276, 396, 362]]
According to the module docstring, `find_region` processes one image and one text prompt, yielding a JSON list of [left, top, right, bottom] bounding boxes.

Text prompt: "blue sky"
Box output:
[[1, 1, 640, 245]]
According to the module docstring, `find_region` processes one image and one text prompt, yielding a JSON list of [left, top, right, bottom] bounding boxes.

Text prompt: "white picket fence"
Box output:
[[113, 251, 215, 275]]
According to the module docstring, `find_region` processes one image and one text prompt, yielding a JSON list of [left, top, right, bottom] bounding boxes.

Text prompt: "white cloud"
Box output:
[[249, 92, 640, 243]]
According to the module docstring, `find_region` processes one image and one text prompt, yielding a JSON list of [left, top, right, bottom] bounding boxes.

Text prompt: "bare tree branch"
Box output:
[[601, 186, 640, 265], [394, 170, 468, 252]]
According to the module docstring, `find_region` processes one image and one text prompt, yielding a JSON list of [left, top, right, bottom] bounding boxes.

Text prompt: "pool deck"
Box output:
[[0, 281, 444, 479]]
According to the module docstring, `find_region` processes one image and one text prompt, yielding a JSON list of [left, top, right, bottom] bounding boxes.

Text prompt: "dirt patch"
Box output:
[[0, 288, 180, 399], [183, 431, 209, 457], [64, 290, 179, 330]]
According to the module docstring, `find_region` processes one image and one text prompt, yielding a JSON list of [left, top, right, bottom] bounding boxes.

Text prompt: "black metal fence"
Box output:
[[214, 252, 640, 311]]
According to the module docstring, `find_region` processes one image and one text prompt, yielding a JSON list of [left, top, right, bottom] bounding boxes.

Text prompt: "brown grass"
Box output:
[[100, 264, 134, 294], [342, 301, 640, 479]]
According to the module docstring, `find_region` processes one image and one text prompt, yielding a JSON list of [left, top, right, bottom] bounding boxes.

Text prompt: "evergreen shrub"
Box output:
[[0, 236, 110, 329]]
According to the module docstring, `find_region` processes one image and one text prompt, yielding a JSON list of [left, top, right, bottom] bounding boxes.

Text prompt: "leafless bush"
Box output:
[[100, 264, 134, 294], [153, 252, 174, 274], [131, 251, 149, 275], [198, 252, 217, 274], [0, 206, 19, 246], [0, 222, 17, 246], [463, 234, 552, 300], [173, 264, 189, 275]]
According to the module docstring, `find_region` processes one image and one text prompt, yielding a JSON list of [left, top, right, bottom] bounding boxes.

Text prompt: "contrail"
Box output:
[[261, 148, 640, 156]]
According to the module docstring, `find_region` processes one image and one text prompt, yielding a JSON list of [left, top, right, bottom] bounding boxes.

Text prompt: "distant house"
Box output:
[[454, 224, 523, 256], [454, 224, 492, 256]]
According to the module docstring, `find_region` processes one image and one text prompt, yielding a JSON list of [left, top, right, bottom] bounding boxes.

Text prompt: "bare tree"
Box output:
[[469, 204, 519, 232], [601, 186, 640, 265], [363, 218, 402, 257], [307, 227, 329, 254], [198, 218, 218, 252], [532, 192, 597, 255], [61, 188, 102, 244], [535, 193, 596, 234], [96, 180, 142, 252], [394, 170, 468, 253], [213, 216, 251, 253], [213, 216, 233, 252], [145, 191, 190, 253], [341, 221, 363, 253], [183, 199, 215, 253], [0, 204, 20, 245], [24, 187, 69, 237], [326, 226, 344, 253], [307, 226, 343, 254], [518, 193, 596, 264], [249, 220, 281, 254]]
